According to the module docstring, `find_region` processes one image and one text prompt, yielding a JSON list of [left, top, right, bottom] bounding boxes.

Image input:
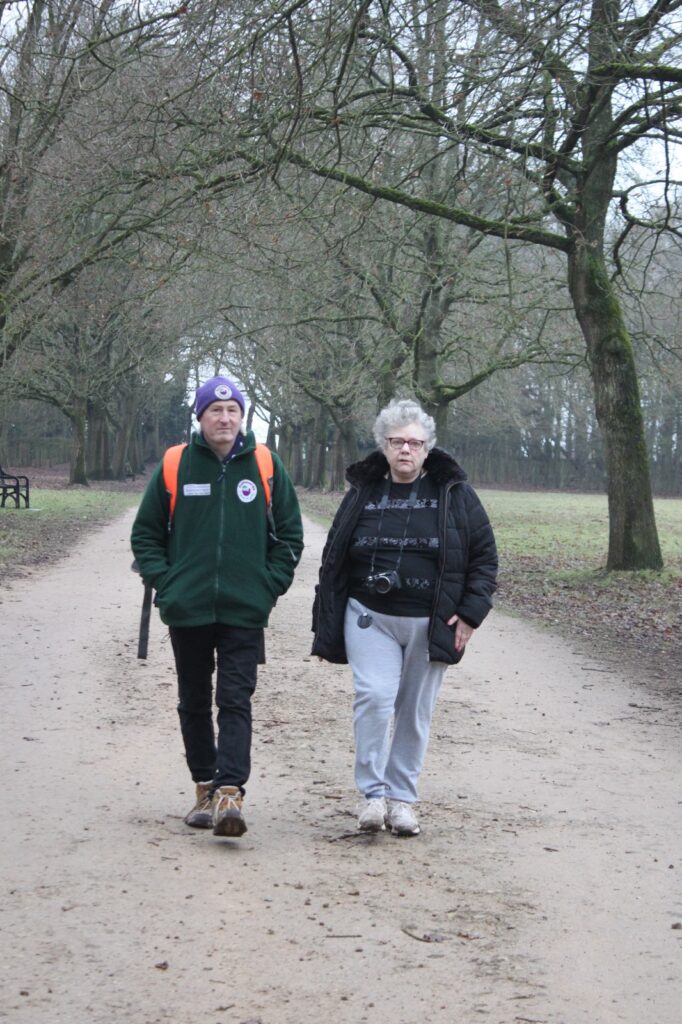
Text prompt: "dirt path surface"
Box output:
[[1, 509, 680, 1024]]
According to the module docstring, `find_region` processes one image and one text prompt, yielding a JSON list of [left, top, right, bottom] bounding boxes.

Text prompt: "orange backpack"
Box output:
[[162, 442, 275, 533]]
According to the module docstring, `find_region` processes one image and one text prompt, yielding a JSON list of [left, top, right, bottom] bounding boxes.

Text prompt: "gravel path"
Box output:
[[1, 508, 680, 1023]]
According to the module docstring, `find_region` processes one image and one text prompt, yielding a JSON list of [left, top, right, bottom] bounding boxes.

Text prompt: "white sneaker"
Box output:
[[386, 800, 420, 836], [357, 797, 387, 832]]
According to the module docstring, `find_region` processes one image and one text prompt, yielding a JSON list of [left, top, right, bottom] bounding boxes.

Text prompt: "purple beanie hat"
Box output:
[[193, 376, 246, 419]]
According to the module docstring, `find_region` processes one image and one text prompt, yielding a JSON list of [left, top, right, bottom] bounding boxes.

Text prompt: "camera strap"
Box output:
[[368, 474, 422, 579]]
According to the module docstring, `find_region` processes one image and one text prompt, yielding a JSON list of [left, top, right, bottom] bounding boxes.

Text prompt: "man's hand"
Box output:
[[447, 613, 475, 652]]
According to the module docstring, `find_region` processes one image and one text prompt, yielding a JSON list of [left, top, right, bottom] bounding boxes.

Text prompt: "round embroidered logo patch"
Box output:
[[214, 383, 232, 400], [237, 479, 258, 503]]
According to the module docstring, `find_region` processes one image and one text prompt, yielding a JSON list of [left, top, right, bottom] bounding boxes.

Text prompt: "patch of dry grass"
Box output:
[[298, 487, 682, 685], [0, 465, 146, 578]]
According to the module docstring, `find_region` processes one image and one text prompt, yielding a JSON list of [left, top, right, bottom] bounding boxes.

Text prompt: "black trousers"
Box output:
[[168, 623, 262, 791]]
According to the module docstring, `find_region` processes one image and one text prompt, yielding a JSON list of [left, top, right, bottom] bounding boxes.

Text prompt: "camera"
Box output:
[[365, 570, 402, 595]]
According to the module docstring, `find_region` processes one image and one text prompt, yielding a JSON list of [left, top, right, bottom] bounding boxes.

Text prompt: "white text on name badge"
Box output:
[[183, 484, 211, 497]]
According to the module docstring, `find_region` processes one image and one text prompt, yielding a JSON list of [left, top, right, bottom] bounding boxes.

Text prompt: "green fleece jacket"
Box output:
[[131, 431, 303, 628]]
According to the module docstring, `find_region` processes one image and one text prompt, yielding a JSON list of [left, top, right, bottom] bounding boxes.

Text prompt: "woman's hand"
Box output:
[[448, 613, 475, 652]]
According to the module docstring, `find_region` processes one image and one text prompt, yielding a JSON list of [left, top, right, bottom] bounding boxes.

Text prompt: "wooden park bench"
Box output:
[[0, 465, 30, 508]]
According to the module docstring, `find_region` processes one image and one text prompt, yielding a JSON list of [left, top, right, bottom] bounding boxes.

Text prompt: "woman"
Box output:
[[312, 399, 497, 836]]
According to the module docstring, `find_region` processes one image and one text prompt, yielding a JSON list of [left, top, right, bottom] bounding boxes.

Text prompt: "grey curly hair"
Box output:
[[373, 399, 437, 451]]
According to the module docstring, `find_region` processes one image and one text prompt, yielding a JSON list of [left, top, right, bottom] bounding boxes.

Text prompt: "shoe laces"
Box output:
[[216, 788, 242, 811]]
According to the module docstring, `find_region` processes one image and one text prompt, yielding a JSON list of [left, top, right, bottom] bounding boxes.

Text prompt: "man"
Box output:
[[131, 376, 303, 838]]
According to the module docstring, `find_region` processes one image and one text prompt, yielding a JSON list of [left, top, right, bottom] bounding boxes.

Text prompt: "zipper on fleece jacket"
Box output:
[[210, 443, 273, 617], [213, 453, 227, 617]]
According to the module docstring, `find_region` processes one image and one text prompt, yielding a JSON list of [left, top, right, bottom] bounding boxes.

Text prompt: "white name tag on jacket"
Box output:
[[183, 483, 211, 497]]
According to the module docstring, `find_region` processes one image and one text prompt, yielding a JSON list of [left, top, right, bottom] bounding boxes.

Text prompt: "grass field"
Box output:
[[300, 487, 682, 568], [299, 487, 682, 679], [478, 488, 682, 569], [1, 477, 679, 678], [0, 488, 141, 576]]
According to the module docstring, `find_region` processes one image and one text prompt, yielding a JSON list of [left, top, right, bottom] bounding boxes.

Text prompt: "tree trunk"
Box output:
[[141, 416, 156, 465], [310, 405, 329, 488], [112, 393, 139, 479], [265, 421, 278, 451], [69, 403, 89, 486], [415, 317, 448, 437], [430, 399, 449, 442], [564, 5, 662, 569], [567, 248, 662, 569], [87, 405, 114, 480], [331, 429, 346, 491], [129, 435, 141, 475], [305, 407, 323, 488], [277, 422, 293, 469], [291, 423, 304, 485], [313, 437, 328, 489], [339, 421, 358, 469]]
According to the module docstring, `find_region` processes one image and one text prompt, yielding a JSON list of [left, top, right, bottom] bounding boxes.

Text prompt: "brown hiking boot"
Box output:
[[184, 781, 214, 829], [212, 785, 247, 838]]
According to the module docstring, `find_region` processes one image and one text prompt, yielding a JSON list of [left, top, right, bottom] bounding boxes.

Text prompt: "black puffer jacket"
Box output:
[[311, 448, 497, 665]]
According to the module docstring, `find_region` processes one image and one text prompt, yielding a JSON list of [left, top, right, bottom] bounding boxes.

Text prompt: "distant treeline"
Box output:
[[3, 367, 679, 497]]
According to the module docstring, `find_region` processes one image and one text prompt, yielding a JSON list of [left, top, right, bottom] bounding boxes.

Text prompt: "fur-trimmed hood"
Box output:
[[345, 446, 467, 488]]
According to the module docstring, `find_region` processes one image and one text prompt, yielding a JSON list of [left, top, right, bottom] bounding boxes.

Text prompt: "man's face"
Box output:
[[200, 400, 243, 454]]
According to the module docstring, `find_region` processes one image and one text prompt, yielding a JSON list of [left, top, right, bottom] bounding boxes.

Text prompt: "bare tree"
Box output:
[[0, 1, 191, 367], [202, 0, 681, 569]]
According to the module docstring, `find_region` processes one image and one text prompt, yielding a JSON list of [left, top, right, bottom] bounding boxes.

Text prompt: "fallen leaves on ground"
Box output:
[[497, 555, 681, 683]]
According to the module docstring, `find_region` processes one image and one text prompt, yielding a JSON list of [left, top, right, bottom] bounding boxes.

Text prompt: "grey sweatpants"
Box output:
[[344, 597, 447, 803]]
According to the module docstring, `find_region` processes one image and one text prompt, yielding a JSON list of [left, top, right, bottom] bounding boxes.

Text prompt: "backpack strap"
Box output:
[[162, 443, 188, 521], [162, 441, 275, 530], [254, 442, 277, 538], [254, 443, 274, 509]]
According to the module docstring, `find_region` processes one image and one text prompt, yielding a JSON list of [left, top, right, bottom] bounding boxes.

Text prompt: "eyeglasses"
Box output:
[[386, 437, 425, 451]]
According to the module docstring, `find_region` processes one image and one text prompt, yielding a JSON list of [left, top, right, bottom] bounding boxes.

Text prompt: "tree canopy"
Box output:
[[1, 1, 680, 566]]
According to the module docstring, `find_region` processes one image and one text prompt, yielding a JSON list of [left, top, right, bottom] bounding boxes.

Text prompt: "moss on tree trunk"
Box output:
[[568, 247, 662, 570]]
